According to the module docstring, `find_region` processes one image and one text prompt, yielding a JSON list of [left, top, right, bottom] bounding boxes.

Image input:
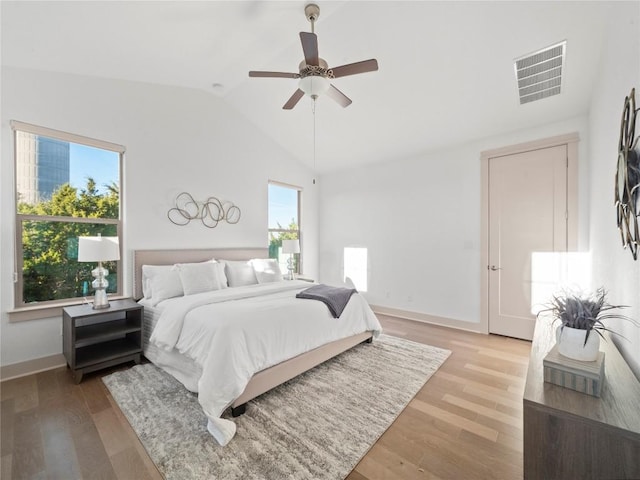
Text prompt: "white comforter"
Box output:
[[149, 280, 382, 446]]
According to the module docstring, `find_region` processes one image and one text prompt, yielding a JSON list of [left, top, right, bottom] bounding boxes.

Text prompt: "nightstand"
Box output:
[[63, 298, 143, 383]]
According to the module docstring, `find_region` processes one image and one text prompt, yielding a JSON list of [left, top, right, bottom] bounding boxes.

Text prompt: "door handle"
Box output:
[[489, 265, 502, 271]]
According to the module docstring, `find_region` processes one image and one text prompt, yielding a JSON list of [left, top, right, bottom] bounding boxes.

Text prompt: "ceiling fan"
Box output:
[[248, 3, 379, 110]]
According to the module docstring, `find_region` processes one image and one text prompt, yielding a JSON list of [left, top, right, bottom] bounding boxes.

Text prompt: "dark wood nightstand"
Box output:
[[62, 298, 143, 383]]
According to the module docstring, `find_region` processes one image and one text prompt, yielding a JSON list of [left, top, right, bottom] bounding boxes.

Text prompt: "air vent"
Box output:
[[514, 41, 566, 105]]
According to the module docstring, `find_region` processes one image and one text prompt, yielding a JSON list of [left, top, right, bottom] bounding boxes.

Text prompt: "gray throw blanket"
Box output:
[[296, 284, 357, 318]]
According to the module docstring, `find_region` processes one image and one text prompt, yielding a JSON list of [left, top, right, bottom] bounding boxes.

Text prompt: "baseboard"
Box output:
[[370, 305, 486, 334], [0, 354, 66, 382]]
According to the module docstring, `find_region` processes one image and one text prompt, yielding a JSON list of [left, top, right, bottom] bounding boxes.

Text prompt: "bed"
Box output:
[[133, 247, 382, 446]]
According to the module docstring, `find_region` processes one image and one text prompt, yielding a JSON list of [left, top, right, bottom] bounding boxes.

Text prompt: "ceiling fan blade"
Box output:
[[283, 89, 305, 110], [325, 84, 352, 108], [330, 59, 379, 79], [249, 71, 299, 79], [299, 32, 319, 66]]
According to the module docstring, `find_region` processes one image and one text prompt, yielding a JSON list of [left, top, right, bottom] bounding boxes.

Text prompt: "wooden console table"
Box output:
[[523, 316, 640, 479]]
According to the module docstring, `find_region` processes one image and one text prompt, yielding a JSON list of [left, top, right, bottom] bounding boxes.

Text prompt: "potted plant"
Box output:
[[539, 287, 636, 361]]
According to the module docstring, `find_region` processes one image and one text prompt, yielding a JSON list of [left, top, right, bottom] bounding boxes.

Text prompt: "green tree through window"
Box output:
[[18, 179, 119, 303]]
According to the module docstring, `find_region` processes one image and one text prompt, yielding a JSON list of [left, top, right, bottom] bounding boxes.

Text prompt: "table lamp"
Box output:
[[281, 239, 300, 280], [77, 235, 120, 309]]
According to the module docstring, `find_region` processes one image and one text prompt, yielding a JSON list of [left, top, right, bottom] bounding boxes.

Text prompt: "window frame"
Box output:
[[268, 180, 302, 274], [12, 120, 125, 311]]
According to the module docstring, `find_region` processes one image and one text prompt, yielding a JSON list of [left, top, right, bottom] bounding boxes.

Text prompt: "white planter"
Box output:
[[556, 325, 601, 361]]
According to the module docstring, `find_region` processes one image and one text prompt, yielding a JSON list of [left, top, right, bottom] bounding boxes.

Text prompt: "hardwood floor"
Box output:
[[348, 316, 531, 480], [1, 315, 530, 479]]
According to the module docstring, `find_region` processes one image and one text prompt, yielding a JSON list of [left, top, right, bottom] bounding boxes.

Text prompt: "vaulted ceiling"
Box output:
[[2, 1, 617, 173]]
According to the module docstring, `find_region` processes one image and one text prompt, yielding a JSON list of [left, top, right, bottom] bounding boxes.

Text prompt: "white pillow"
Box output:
[[141, 265, 174, 299], [150, 268, 184, 306], [176, 261, 227, 295], [251, 258, 284, 283], [215, 262, 229, 289], [222, 260, 258, 287]]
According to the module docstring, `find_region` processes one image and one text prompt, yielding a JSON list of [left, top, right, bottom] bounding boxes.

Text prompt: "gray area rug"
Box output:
[[102, 334, 450, 479]]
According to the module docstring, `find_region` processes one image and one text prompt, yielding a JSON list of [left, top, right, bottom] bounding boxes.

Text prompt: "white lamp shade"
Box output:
[[78, 236, 120, 262], [282, 239, 300, 254], [298, 76, 330, 97]]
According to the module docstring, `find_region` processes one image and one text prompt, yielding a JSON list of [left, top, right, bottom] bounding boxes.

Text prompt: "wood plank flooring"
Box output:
[[1, 315, 530, 479], [348, 315, 530, 480]]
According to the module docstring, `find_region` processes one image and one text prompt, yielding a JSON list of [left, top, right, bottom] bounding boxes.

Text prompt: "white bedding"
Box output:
[[139, 302, 203, 391], [148, 280, 382, 446]]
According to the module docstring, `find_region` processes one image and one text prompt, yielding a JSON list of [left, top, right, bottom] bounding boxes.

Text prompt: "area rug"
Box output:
[[102, 334, 450, 479]]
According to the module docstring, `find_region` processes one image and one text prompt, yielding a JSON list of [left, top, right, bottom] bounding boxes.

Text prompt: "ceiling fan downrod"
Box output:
[[305, 4, 320, 34]]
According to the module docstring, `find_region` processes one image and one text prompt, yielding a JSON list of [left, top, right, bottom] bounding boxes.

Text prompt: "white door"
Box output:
[[488, 145, 568, 340]]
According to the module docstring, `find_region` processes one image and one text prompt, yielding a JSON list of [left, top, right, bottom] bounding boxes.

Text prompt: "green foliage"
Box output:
[[19, 179, 119, 304], [268, 219, 299, 245]]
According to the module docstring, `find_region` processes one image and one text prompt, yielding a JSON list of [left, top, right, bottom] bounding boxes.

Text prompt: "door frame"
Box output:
[[480, 133, 580, 335]]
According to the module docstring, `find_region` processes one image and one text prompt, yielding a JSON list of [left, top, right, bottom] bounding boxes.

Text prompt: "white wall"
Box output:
[[319, 115, 589, 328], [319, 1, 640, 374], [587, 1, 640, 377], [0, 67, 318, 367]]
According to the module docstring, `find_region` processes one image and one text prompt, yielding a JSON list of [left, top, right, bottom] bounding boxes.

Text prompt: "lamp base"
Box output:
[[92, 287, 110, 309], [287, 255, 296, 281], [91, 264, 111, 309]]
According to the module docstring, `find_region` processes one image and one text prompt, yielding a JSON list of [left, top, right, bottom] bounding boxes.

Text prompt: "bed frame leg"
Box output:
[[365, 336, 373, 344], [231, 403, 247, 417]]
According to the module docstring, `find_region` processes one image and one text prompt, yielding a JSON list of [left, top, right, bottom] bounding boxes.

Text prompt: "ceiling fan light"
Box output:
[[298, 76, 330, 98]]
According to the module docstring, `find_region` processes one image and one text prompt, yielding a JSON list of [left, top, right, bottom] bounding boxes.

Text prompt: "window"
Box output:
[[344, 247, 368, 291], [268, 182, 301, 274], [13, 121, 124, 308]]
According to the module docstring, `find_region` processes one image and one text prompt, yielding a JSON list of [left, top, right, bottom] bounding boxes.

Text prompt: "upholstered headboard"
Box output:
[[133, 247, 268, 300]]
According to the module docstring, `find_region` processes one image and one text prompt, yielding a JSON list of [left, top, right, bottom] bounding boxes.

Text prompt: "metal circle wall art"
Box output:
[[167, 192, 241, 229], [615, 88, 640, 260]]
